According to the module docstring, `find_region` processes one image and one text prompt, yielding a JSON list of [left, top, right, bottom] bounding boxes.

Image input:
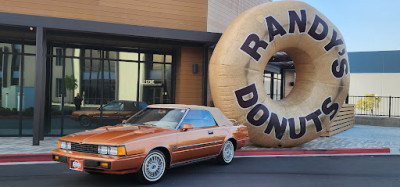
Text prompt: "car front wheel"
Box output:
[[137, 150, 166, 184], [217, 140, 235, 165]]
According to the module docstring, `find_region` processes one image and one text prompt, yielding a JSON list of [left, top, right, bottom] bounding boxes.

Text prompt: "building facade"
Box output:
[[0, 0, 271, 142], [348, 50, 400, 97]]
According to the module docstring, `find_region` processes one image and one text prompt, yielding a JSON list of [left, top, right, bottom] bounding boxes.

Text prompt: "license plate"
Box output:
[[70, 160, 83, 171]]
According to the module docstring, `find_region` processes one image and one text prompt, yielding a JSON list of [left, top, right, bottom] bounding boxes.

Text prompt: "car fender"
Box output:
[[147, 146, 172, 167], [124, 135, 175, 161]]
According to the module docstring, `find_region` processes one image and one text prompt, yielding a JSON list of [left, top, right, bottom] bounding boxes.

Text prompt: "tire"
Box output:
[[216, 141, 235, 165], [136, 150, 166, 184], [79, 116, 91, 127]]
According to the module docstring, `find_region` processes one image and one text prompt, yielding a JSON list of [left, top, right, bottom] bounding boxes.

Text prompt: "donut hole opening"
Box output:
[[263, 47, 316, 107], [263, 51, 295, 101]]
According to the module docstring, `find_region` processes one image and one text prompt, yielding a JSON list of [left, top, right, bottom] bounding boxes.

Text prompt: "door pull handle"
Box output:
[[208, 130, 214, 135]]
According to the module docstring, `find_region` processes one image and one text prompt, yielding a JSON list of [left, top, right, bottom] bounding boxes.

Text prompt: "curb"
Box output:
[[234, 148, 392, 157], [0, 153, 52, 163], [0, 148, 398, 164]]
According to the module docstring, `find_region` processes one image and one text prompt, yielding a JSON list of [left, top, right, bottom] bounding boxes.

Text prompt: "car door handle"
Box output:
[[208, 130, 214, 135], [114, 112, 118, 114]]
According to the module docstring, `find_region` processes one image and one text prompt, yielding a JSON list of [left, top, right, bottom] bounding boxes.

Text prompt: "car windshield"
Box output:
[[126, 108, 187, 129], [103, 101, 123, 111]]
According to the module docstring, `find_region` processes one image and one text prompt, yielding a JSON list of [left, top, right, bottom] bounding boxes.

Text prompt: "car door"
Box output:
[[172, 110, 227, 163]]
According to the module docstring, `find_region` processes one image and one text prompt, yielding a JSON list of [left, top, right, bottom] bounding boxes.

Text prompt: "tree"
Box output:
[[64, 75, 78, 98], [355, 94, 381, 116]]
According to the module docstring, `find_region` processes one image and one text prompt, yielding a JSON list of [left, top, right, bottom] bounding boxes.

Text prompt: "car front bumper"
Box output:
[[236, 137, 250, 149], [51, 149, 145, 174]]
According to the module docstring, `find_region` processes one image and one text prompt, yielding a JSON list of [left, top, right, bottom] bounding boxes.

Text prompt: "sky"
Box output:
[[279, 0, 400, 52]]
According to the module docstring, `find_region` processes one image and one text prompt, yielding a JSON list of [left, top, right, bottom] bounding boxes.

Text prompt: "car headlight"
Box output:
[[59, 141, 72, 150], [108, 147, 118, 155], [98, 145, 126, 156], [98, 146, 108, 155], [60, 141, 66, 149]]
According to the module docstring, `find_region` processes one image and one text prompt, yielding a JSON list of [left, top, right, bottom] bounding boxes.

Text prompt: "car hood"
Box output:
[[60, 124, 177, 145]]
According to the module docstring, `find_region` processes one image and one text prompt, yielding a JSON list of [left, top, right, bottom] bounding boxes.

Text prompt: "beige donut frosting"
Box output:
[[209, 1, 350, 147]]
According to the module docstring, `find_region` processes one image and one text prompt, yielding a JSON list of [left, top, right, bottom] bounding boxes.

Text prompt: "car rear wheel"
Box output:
[[137, 150, 166, 184], [79, 116, 91, 127], [217, 140, 235, 165]]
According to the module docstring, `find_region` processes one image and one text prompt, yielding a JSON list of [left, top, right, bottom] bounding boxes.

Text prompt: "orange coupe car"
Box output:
[[52, 104, 249, 184]]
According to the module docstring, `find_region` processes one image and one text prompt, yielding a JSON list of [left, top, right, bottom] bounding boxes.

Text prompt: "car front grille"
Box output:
[[71, 142, 98, 154]]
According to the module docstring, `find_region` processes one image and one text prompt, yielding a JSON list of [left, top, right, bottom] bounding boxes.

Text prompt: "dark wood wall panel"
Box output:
[[175, 47, 203, 105]]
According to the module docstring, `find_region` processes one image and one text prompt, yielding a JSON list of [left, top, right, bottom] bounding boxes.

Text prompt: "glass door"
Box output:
[[0, 42, 36, 136]]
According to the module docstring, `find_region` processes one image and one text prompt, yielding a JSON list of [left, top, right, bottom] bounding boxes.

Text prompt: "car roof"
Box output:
[[148, 104, 233, 126]]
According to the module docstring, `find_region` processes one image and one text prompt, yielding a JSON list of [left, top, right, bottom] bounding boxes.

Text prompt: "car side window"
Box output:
[[139, 102, 148, 110], [181, 110, 217, 128], [123, 102, 135, 111], [103, 102, 122, 111]]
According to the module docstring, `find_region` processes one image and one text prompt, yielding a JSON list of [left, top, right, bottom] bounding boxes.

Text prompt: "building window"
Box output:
[[140, 53, 173, 105], [55, 48, 63, 66], [55, 78, 63, 97], [48, 45, 175, 135], [264, 72, 282, 100], [0, 40, 36, 136]]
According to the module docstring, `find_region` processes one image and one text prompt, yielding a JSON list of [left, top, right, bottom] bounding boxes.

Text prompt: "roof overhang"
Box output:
[[265, 52, 295, 73], [0, 12, 221, 45]]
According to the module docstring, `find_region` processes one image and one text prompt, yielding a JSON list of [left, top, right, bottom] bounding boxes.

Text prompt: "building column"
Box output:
[[33, 27, 47, 145], [202, 45, 209, 106]]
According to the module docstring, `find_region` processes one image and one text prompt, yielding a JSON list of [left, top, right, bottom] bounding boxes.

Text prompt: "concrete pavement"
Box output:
[[244, 125, 400, 151]]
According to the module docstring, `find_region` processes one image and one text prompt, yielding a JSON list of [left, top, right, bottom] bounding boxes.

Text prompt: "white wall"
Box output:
[[207, 0, 271, 33], [349, 73, 400, 96], [118, 61, 139, 101]]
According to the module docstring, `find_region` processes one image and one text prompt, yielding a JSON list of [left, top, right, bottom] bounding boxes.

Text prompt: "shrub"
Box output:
[[355, 94, 381, 116]]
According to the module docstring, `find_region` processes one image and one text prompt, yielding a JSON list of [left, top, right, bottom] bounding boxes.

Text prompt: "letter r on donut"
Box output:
[[240, 33, 268, 62]]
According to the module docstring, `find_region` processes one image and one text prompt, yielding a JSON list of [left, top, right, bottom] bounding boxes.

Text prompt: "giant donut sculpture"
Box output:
[[209, 1, 350, 147]]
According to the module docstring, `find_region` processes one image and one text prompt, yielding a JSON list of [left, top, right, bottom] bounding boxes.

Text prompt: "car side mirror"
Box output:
[[182, 124, 193, 131]]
